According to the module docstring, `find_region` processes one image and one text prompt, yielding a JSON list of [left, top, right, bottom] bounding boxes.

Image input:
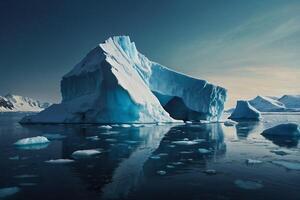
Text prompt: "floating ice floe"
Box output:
[[45, 159, 75, 164], [71, 149, 101, 159], [246, 159, 263, 164], [132, 124, 144, 127], [198, 148, 211, 154], [14, 136, 50, 146], [185, 121, 192, 124], [150, 155, 161, 160], [120, 124, 131, 128], [234, 180, 263, 190], [43, 134, 66, 140], [271, 160, 300, 170], [224, 120, 237, 127], [172, 140, 198, 145], [0, 187, 20, 198], [86, 136, 100, 141], [262, 123, 300, 137], [270, 149, 291, 156], [105, 138, 117, 142], [156, 170, 167, 175], [98, 125, 113, 129], [203, 169, 217, 175], [166, 165, 175, 169]]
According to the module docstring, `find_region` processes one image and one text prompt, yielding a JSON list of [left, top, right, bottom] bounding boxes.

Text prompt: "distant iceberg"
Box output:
[[249, 96, 285, 112], [20, 36, 226, 124], [229, 100, 261, 121]]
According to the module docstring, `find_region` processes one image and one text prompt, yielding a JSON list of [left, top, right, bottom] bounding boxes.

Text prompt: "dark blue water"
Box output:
[[0, 112, 300, 200]]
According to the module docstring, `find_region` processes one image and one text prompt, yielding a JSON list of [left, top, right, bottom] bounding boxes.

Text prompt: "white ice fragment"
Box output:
[[14, 136, 50, 146], [72, 149, 101, 159], [45, 159, 75, 164], [86, 136, 100, 141], [198, 148, 210, 154], [150, 155, 161, 160], [234, 180, 263, 190], [185, 121, 192, 124], [156, 170, 166, 175], [98, 125, 113, 129], [246, 159, 262, 164], [203, 169, 217, 175], [270, 149, 291, 156], [172, 140, 198, 145], [120, 124, 131, 128], [271, 160, 300, 170]]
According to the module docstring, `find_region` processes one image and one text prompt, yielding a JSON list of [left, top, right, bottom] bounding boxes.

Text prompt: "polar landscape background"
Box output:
[[0, 0, 299, 108]]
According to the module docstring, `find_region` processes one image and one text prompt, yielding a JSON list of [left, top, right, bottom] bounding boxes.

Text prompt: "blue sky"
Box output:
[[0, 0, 299, 108]]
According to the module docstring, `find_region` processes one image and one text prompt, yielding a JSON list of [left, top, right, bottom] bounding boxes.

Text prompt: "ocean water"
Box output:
[[0, 112, 300, 200]]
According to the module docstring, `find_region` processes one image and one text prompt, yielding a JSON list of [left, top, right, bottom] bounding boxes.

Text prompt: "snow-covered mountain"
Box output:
[[0, 94, 50, 112], [278, 95, 300, 109], [20, 36, 227, 124], [249, 95, 286, 112]]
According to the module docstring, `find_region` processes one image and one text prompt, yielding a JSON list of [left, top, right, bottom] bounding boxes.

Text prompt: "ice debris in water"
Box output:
[[246, 159, 263, 164], [271, 160, 300, 170], [120, 124, 131, 128], [14, 136, 50, 146], [150, 155, 161, 160], [43, 134, 66, 140], [156, 170, 167, 175], [270, 149, 291, 156], [185, 121, 192, 124], [72, 149, 101, 159], [98, 125, 113, 129], [234, 180, 263, 190], [172, 140, 198, 145], [198, 148, 211, 154], [262, 123, 300, 137], [224, 120, 237, 127], [0, 187, 20, 198], [86, 136, 100, 141], [45, 159, 75, 164], [203, 169, 217, 175]]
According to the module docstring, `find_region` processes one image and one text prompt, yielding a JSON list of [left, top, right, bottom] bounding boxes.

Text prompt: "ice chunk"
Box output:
[[45, 159, 75, 164], [246, 159, 262, 164], [270, 149, 291, 156], [0, 187, 20, 198], [14, 136, 50, 146], [234, 180, 263, 190], [198, 148, 211, 154], [224, 120, 237, 126], [203, 169, 217, 175], [98, 125, 112, 129], [156, 170, 167, 175], [20, 36, 226, 124], [229, 100, 261, 121], [271, 160, 300, 170], [120, 124, 131, 128], [71, 149, 101, 159], [262, 123, 300, 137], [172, 140, 198, 145], [86, 136, 100, 141]]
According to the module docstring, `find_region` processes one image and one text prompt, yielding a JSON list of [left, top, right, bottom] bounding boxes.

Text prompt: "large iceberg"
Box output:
[[278, 95, 300, 109], [20, 36, 226, 124], [249, 96, 286, 112]]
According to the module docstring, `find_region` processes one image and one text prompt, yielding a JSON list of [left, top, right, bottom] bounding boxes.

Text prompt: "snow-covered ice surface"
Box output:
[[229, 100, 262, 121], [249, 96, 286, 112], [1, 112, 300, 200], [279, 95, 300, 109], [14, 136, 50, 146], [20, 36, 226, 124]]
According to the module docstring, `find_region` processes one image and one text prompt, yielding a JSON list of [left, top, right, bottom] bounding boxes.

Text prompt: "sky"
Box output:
[[0, 0, 299, 108]]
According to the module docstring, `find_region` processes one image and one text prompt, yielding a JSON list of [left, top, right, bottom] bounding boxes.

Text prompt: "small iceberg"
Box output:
[[229, 100, 262, 121], [198, 148, 210, 154], [45, 159, 75, 164], [86, 136, 100, 141], [262, 123, 300, 137], [43, 134, 66, 140], [156, 170, 167, 175], [271, 160, 300, 170], [0, 187, 20, 198], [224, 120, 237, 127], [120, 124, 131, 128], [98, 125, 113, 129], [71, 149, 101, 159], [14, 136, 50, 146], [246, 159, 262, 164], [234, 180, 263, 190]]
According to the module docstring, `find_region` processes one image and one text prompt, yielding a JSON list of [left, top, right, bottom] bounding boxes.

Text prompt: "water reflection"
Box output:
[[262, 135, 299, 148], [235, 122, 260, 139]]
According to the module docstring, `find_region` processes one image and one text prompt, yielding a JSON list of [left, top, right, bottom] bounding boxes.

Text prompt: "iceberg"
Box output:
[[229, 100, 261, 121], [71, 149, 101, 159], [14, 136, 50, 146], [45, 159, 75, 164], [20, 36, 226, 124], [0, 187, 20, 198], [278, 95, 300, 109], [249, 96, 286, 112], [262, 123, 300, 137]]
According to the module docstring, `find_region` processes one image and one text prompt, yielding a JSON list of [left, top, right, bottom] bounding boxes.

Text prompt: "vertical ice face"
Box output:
[[20, 36, 227, 124], [229, 100, 261, 121]]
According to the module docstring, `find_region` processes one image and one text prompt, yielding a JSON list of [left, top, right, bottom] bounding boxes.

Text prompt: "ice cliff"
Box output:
[[20, 36, 227, 124]]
